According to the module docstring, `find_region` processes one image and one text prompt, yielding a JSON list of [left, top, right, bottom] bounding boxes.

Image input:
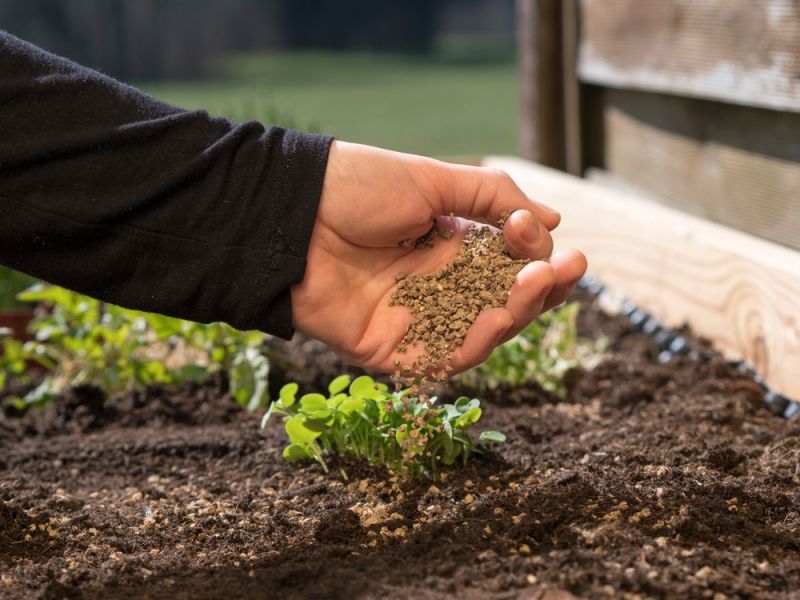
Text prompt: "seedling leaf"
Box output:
[[350, 375, 381, 399], [338, 396, 365, 414], [285, 415, 322, 444], [283, 443, 313, 462], [459, 406, 482, 426], [260, 402, 275, 428], [328, 374, 351, 396], [454, 396, 472, 412], [279, 383, 299, 407], [479, 431, 507, 443], [300, 393, 328, 412]]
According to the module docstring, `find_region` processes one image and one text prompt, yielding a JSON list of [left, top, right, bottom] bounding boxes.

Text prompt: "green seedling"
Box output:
[[262, 374, 506, 479], [1, 328, 55, 407], [1, 283, 270, 411], [0, 330, 26, 391], [457, 302, 605, 396]]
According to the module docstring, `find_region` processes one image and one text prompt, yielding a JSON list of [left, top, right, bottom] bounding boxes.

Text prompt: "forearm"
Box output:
[[0, 30, 332, 338]]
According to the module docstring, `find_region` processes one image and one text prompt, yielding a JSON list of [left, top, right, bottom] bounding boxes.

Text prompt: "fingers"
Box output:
[[429, 161, 561, 231], [542, 249, 588, 311], [495, 251, 585, 345], [502, 209, 554, 260], [504, 260, 558, 332], [449, 308, 514, 374]]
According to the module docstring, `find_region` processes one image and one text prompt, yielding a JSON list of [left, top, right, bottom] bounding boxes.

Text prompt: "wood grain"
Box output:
[[483, 156, 800, 400], [562, 0, 583, 176], [601, 89, 800, 251], [517, 0, 565, 167], [578, 0, 800, 112]]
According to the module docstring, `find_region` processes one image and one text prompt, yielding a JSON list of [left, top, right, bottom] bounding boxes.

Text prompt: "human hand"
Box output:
[[290, 141, 587, 374]]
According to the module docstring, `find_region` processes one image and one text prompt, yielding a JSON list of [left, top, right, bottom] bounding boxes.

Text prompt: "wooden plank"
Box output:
[[578, 0, 800, 112], [601, 89, 800, 251], [483, 155, 800, 401], [517, 0, 565, 167]]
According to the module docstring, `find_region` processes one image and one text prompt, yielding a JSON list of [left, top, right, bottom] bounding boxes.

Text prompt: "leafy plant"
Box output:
[[457, 302, 605, 396], [262, 374, 506, 479], [1, 283, 270, 411], [0, 329, 26, 391], [1, 326, 57, 408]]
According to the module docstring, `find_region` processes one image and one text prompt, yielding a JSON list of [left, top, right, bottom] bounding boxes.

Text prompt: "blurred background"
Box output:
[[1, 0, 798, 313], [0, 0, 519, 157]]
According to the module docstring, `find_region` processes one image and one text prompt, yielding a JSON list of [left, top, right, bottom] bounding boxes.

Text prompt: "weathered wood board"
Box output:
[[484, 156, 800, 401], [578, 0, 800, 112], [599, 89, 800, 251], [517, 0, 565, 167]]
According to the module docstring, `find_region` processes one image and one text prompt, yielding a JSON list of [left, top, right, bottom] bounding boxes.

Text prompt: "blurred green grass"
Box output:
[[141, 49, 519, 157]]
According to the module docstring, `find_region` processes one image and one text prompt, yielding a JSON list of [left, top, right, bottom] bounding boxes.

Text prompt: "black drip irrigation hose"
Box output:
[[576, 275, 800, 419]]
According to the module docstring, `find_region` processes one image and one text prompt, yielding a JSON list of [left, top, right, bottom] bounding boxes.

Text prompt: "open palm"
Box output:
[[290, 142, 587, 374]]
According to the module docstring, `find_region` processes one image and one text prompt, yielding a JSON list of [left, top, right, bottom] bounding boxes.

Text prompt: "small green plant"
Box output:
[[262, 374, 506, 479], [1, 327, 57, 407], [0, 330, 26, 391], [457, 302, 605, 396], [1, 283, 270, 411]]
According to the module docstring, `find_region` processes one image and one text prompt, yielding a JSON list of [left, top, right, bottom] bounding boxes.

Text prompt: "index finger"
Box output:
[[426, 161, 561, 230]]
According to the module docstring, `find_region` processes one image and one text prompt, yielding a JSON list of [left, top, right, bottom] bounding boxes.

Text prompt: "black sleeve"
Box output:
[[0, 30, 333, 339]]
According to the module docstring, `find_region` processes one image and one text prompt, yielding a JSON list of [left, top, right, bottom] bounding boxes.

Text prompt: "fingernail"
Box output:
[[522, 214, 539, 244]]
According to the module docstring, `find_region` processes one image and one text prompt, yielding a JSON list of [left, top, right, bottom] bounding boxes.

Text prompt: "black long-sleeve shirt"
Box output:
[[0, 31, 333, 339]]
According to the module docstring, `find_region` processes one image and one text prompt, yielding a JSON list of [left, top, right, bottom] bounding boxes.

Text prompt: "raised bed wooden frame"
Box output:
[[481, 156, 800, 401]]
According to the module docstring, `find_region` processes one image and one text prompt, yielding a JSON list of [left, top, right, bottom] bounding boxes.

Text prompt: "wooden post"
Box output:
[[561, 0, 582, 176], [517, 0, 565, 168]]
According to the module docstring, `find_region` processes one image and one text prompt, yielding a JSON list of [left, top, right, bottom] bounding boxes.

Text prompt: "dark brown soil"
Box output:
[[1, 294, 799, 599]]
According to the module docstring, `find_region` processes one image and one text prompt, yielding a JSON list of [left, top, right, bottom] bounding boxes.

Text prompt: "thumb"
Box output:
[[426, 160, 561, 230], [502, 209, 554, 260]]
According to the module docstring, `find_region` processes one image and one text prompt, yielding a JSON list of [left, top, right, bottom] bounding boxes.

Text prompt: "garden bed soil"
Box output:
[[1, 293, 799, 599]]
